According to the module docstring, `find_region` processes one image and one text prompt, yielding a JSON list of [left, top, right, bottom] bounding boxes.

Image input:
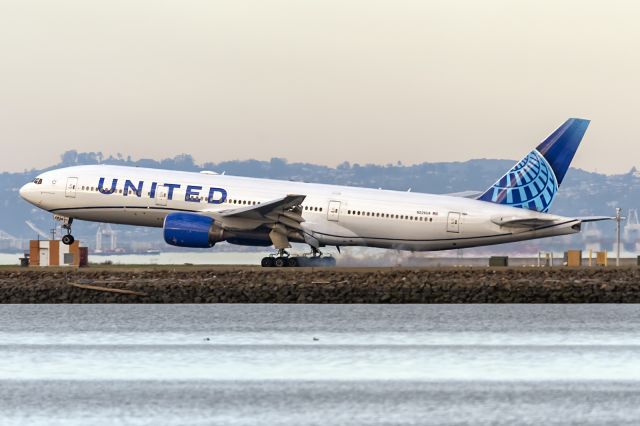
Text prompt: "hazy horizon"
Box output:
[[9, 149, 638, 178], [2, 0, 639, 174]]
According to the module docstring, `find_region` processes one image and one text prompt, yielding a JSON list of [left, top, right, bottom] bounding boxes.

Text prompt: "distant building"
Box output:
[[29, 240, 87, 267]]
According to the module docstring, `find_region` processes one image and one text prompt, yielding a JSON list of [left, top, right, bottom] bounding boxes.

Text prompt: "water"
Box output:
[[1, 305, 640, 425]]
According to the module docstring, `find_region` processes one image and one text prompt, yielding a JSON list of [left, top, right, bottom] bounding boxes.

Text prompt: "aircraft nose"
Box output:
[[19, 183, 36, 203], [19, 183, 29, 199]]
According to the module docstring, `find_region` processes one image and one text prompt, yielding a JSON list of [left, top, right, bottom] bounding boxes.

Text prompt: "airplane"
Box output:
[[19, 118, 609, 267]]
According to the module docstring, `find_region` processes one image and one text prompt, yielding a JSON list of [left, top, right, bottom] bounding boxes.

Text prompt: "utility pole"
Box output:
[[616, 207, 622, 267]]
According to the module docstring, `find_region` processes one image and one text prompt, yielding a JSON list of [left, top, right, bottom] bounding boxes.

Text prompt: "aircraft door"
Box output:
[[65, 177, 78, 198], [447, 212, 460, 233], [155, 187, 168, 206], [327, 201, 341, 222]]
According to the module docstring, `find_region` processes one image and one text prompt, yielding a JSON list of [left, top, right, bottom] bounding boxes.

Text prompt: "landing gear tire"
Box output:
[[55, 215, 75, 246], [274, 257, 287, 268], [261, 257, 275, 267], [287, 257, 299, 267]]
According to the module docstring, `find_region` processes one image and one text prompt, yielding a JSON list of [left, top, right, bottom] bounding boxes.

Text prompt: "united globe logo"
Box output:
[[484, 149, 558, 212]]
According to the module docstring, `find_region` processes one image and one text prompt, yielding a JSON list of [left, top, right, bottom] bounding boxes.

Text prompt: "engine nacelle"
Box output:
[[163, 212, 226, 248]]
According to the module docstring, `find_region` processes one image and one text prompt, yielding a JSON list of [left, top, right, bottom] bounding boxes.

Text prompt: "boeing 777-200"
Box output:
[[19, 118, 609, 267]]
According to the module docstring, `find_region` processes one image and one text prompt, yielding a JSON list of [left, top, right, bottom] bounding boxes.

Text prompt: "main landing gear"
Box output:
[[261, 247, 337, 268], [55, 215, 75, 245]]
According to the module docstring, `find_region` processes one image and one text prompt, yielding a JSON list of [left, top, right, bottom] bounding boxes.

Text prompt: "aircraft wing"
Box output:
[[202, 195, 307, 248], [216, 194, 306, 221]]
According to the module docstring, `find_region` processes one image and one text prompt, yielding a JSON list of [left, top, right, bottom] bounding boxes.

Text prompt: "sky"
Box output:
[[1, 0, 639, 174]]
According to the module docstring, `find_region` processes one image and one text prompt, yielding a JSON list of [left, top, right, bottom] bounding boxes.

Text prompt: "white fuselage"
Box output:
[[19, 165, 581, 251]]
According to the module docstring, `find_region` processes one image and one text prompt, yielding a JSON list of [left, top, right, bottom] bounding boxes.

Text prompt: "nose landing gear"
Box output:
[[61, 233, 75, 245], [55, 215, 75, 245]]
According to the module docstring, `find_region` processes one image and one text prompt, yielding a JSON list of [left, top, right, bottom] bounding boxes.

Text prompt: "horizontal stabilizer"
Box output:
[[491, 215, 558, 229], [443, 190, 483, 199], [576, 216, 615, 223], [492, 215, 613, 230]]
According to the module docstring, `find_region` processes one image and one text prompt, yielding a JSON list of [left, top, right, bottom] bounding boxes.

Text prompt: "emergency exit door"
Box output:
[[327, 201, 341, 222], [65, 177, 78, 198], [447, 212, 460, 233]]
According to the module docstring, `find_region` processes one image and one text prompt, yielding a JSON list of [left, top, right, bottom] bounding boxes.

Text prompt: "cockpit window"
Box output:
[[33, 178, 43, 184]]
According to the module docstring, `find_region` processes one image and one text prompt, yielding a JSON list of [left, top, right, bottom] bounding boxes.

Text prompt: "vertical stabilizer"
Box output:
[[478, 118, 590, 212]]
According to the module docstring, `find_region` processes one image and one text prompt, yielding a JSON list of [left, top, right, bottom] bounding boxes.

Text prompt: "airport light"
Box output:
[[616, 207, 622, 267]]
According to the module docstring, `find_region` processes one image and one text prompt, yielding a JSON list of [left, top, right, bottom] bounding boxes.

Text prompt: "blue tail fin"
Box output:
[[478, 118, 590, 212]]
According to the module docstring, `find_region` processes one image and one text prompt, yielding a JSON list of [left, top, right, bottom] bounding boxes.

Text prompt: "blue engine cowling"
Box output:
[[163, 212, 224, 248]]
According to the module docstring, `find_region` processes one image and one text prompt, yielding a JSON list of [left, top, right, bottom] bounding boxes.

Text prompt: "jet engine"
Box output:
[[163, 212, 227, 248]]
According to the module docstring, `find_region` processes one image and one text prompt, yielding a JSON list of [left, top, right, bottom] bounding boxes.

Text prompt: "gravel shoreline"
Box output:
[[1, 267, 639, 303]]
